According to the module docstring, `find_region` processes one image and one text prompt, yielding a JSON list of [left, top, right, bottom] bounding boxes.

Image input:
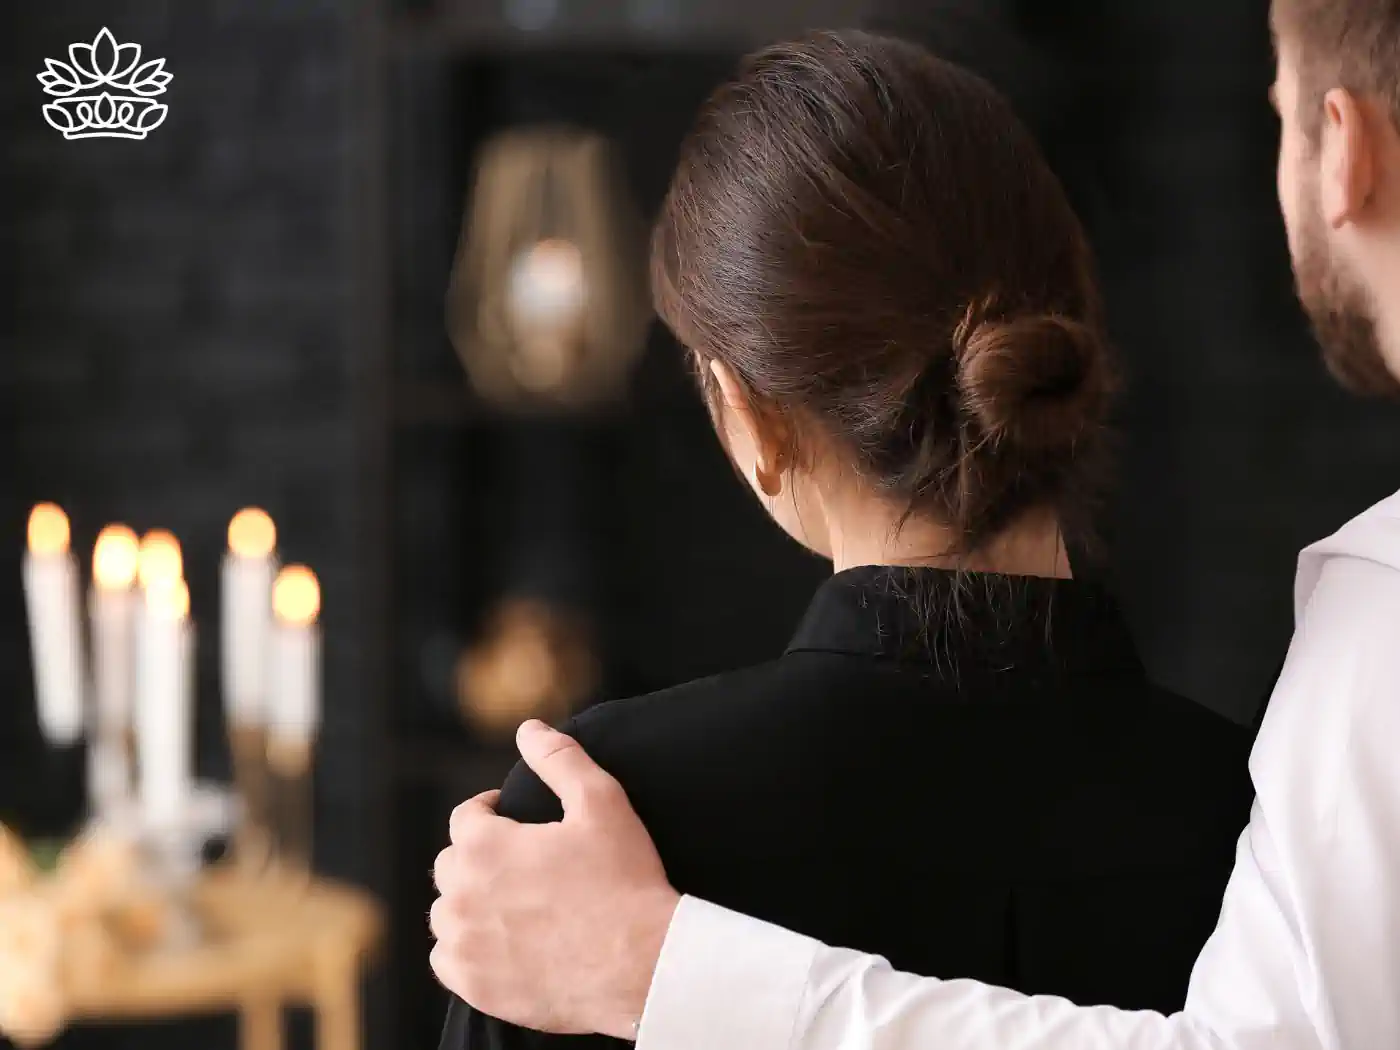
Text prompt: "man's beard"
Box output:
[[1292, 206, 1400, 398]]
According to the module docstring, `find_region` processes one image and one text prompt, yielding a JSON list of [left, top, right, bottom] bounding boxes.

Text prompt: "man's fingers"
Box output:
[[428, 941, 459, 995], [449, 789, 502, 844], [516, 720, 624, 814], [428, 893, 451, 941]]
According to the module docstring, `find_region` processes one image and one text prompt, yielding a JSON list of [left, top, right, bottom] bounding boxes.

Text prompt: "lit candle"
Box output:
[[88, 525, 139, 811], [134, 533, 190, 830], [221, 509, 278, 872], [136, 530, 182, 592], [133, 528, 181, 707], [22, 504, 85, 746], [221, 508, 276, 725], [269, 566, 321, 746], [267, 566, 320, 876]]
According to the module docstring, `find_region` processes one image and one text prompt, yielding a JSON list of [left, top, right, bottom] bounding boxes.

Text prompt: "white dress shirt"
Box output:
[[636, 490, 1400, 1050]]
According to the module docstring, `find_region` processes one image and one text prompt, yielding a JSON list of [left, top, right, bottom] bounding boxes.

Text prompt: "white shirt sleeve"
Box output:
[[636, 552, 1400, 1050]]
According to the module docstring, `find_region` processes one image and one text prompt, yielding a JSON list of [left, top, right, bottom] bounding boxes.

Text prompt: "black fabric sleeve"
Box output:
[[438, 717, 633, 1050]]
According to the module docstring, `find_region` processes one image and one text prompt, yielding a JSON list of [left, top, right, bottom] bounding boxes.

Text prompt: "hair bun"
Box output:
[[955, 314, 1109, 453]]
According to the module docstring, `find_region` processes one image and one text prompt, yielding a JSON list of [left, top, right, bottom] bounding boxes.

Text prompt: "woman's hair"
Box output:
[[651, 30, 1117, 557]]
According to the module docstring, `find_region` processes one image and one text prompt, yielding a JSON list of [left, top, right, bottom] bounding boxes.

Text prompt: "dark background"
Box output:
[[3, 2, 1399, 1049]]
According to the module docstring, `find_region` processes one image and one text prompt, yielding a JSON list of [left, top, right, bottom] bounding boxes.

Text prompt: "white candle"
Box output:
[[136, 576, 191, 828], [182, 616, 197, 749], [88, 525, 139, 809], [221, 508, 276, 725], [269, 566, 321, 744], [22, 504, 85, 746], [90, 526, 138, 734], [132, 530, 182, 756], [133, 530, 188, 831]]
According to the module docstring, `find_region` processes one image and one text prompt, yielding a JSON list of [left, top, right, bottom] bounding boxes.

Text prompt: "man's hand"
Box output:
[[429, 720, 681, 1040]]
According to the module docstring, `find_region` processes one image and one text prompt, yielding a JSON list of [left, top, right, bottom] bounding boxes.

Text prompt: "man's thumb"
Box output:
[[516, 720, 623, 814]]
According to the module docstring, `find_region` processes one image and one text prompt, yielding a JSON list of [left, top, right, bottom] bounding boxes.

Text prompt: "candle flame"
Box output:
[[273, 565, 320, 626], [228, 507, 276, 559], [27, 504, 70, 556], [172, 578, 190, 619], [93, 525, 139, 589], [146, 577, 189, 620], [137, 530, 183, 590]]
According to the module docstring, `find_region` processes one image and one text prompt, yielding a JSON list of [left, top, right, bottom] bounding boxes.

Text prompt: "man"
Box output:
[[429, 1, 1400, 1047]]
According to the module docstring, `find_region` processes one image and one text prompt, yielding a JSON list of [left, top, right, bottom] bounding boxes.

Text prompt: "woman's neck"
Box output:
[[826, 505, 1072, 579]]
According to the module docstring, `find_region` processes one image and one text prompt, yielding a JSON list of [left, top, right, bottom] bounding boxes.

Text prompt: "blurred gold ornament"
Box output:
[[0, 826, 36, 896], [0, 893, 62, 973], [456, 598, 599, 738], [0, 891, 65, 1046], [105, 889, 173, 951], [0, 823, 382, 1048], [49, 826, 140, 921], [57, 920, 119, 994], [0, 966, 64, 1049], [447, 126, 651, 410]]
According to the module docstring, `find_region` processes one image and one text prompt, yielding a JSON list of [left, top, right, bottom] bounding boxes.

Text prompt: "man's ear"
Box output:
[[710, 360, 789, 492], [1319, 87, 1377, 229]]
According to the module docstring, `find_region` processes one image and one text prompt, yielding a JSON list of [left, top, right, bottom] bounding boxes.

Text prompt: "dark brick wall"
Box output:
[[1, 4, 379, 1045], [2, 0, 372, 852]]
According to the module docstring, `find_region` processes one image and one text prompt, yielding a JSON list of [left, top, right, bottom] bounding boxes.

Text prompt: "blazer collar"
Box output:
[[785, 565, 1143, 678]]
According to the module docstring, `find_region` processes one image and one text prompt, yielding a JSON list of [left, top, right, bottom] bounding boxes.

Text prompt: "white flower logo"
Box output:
[[37, 27, 171, 140]]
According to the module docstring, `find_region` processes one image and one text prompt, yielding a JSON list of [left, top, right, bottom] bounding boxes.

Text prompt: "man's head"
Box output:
[[1271, 0, 1400, 396]]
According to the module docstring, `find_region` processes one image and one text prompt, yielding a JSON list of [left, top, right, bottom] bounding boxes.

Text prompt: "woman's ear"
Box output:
[[709, 359, 748, 416], [710, 360, 788, 497]]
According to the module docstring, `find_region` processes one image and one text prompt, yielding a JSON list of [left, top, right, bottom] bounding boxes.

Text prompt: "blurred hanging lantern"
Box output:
[[447, 126, 652, 410], [454, 598, 599, 740]]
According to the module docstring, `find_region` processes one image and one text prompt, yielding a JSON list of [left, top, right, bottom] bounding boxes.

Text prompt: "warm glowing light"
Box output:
[[273, 565, 320, 626], [172, 579, 190, 619], [27, 504, 70, 557], [507, 238, 586, 327], [228, 508, 276, 559], [146, 577, 189, 620], [137, 530, 183, 590], [92, 525, 140, 589]]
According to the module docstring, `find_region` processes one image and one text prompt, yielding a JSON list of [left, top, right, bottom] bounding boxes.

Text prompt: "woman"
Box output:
[[441, 30, 1252, 1050]]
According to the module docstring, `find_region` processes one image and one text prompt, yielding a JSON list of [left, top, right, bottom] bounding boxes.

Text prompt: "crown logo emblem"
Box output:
[[37, 27, 171, 140]]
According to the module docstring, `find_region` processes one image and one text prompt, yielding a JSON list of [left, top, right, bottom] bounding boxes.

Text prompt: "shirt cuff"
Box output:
[[637, 895, 820, 1050]]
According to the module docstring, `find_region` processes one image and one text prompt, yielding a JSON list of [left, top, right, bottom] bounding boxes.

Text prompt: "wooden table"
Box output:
[[65, 870, 382, 1050]]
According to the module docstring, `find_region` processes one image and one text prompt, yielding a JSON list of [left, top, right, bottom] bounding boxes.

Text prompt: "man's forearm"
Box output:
[[638, 897, 1231, 1050], [769, 950, 1223, 1050], [638, 896, 821, 1050]]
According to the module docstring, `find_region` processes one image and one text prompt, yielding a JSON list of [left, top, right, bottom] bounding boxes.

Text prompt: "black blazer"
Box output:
[[442, 566, 1255, 1050]]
